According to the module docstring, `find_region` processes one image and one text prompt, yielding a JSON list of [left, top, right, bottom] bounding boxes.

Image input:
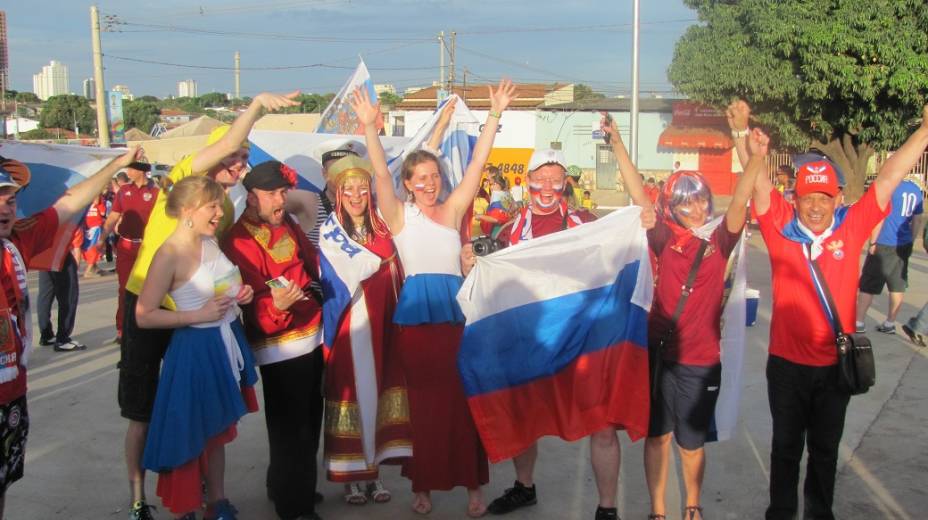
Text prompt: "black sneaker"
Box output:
[[902, 324, 927, 347], [54, 340, 87, 352], [487, 481, 537, 515], [127, 501, 156, 520], [39, 337, 56, 346], [876, 323, 896, 335], [594, 506, 620, 520]]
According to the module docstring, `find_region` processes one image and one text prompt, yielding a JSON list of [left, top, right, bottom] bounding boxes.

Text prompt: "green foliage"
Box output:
[[39, 95, 96, 133], [574, 84, 605, 101], [198, 92, 229, 108], [123, 99, 161, 133], [14, 92, 39, 103], [19, 128, 56, 140], [137, 95, 160, 103], [378, 91, 403, 106], [670, 0, 928, 197], [278, 93, 336, 114]]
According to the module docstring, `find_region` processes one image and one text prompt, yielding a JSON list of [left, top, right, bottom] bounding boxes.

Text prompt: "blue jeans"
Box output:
[[905, 301, 928, 335]]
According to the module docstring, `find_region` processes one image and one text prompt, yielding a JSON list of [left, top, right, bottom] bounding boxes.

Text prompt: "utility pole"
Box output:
[[234, 51, 241, 100], [629, 0, 641, 167], [462, 68, 468, 103], [448, 31, 456, 93], [90, 5, 110, 147], [438, 31, 445, 89]]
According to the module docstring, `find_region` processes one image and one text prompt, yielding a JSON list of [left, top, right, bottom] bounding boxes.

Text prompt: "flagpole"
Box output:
[[629, 0, 640, 167]]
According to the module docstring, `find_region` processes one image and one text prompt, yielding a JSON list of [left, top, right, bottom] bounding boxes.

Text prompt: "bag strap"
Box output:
[[668, 239, 710, 329], [803, 244, 844, 338]]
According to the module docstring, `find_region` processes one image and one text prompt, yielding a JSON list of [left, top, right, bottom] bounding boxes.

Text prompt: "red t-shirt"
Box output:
[[83, 198, 107, 229], [1, 208, 59, 404], [757, 187, 888, 366], [647, 217, 742, 365], [111, 181, 159, 240]]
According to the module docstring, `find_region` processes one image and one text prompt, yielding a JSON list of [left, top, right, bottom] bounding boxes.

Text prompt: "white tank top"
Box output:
[[392, 203, 462, 277]]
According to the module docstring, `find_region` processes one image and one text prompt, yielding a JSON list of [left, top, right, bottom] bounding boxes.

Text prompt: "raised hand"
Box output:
[[726, 99, 751, 132], [437, 96, 458, 126], [748, 128, 770, 157], [600, 112, 621, 143], [640, 204, 657, 230], [114, 146, 145, 169], [350, 87, 382, 127], [488, 79, 518, 114], [252, 90, 301, 112]]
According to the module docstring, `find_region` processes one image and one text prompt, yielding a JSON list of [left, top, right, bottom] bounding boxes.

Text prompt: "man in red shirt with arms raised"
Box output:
[[730, 101, 928, 519]]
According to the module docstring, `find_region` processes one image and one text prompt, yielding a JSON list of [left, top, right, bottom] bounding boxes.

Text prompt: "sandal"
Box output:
[[367, 480, 391, 503], [684, 506, 704, 520], [344, 483, 368, 505]]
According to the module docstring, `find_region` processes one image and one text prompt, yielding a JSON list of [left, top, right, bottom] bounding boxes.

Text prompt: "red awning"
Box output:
[[658, 125, 733, 150]]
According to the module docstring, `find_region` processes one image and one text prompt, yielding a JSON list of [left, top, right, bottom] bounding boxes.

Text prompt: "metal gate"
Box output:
[[595, 144, 617, 190]]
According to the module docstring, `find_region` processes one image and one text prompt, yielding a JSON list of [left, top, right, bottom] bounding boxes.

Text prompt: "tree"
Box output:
[[378, 91, 403, 107], [123, 99, 161, 134], [39, 95, 96, 134], [198, 92, 228, 108], [138, 95, 160, 103], [574, 84, 605, 101], [15, 92, 39, 103], [669, 0, 928, 199], [19, 128, 56, 140]]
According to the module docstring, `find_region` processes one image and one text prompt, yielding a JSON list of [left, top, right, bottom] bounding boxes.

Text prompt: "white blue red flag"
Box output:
[[0, 140, 123, 270], [316, 60, 383, 135], [456, 206, 653, 462]]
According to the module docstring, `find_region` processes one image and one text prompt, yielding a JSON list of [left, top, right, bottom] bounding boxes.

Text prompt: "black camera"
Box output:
[[471, 236, 502, 257]]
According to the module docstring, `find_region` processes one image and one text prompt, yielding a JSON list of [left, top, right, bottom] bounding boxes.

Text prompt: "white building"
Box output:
[[82, 78, 95, 100], [32, 60, 69, 100], [112, 84, 133, 101], [374, 83, 396, 96], [178, 79, 197, 98]]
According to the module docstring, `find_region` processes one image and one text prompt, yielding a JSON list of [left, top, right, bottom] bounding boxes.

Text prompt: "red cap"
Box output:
[[794, 160, 839, 197]]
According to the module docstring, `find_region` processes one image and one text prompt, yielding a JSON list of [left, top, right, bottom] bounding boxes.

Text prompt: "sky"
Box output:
[[4, 0, 699, 100]]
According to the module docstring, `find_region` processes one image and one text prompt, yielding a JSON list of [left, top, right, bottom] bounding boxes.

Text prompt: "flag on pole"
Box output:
[[0, 140, 123, 270], [316, 60, 383, 135], [456, 207, 653, 463]]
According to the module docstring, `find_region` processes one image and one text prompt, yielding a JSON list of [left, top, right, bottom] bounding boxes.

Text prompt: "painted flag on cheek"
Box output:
[[456, 206, 653, 462]]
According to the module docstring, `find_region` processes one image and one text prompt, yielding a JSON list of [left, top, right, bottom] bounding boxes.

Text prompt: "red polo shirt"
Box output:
[[757, 187, 888, 366], [111, 180, 158, 240]]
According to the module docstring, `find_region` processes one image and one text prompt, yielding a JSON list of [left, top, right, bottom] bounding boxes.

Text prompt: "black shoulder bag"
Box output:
[[805, 245, 875, 395], [651, 239, 709, 397]]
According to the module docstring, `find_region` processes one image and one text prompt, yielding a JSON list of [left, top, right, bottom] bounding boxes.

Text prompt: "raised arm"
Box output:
[[727, 100, 752, 169], [190, 91, 300, 173], [444, 80, 518, 223], [601, 114, 649, 207], [873, 104, 928, 209], [727, 128, 769, 233], [750, 127, 776, 216], [53, 147, 140, 224], [425, 97, 458, 152], [283, 189, 319, 233], [351, 87, 405, 231]]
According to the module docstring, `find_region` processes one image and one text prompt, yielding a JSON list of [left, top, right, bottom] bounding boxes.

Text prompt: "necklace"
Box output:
[[350, 221, 368, 244]]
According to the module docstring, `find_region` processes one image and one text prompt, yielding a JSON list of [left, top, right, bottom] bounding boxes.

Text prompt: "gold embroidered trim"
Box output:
[[325, 453, 369, 463], [376, 387, 411, 428], [325, 400, 362, 439], [242, 220, 297, 264], [250, 323, 320, 350]]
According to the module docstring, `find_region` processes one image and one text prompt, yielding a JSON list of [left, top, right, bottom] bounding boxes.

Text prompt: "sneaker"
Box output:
[[876, 323, 896, 334], [128, 501, 156, 520], [207, 499, 238, 520], [902, 324, 927, 347], [39, 337, 56, 346], [487, 481, 537, 515], [54, 340, 88, 352], [594, 506, 620, 520], [855, 321, 866, 334]]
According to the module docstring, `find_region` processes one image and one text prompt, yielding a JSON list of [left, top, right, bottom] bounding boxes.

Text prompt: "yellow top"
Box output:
[[125, 154, 235, 309]]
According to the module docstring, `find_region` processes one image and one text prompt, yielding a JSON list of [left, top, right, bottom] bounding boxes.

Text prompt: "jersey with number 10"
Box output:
[[876, 180, 923, 246]]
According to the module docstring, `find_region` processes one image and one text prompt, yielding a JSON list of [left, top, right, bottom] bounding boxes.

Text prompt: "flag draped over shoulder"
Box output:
[[386, 94, 478, 201], [316, 60, 383, 135], [456, 207, 653, 463], [0, 140, 123, 270]]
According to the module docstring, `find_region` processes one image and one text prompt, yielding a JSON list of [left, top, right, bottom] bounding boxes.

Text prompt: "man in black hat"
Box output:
[[223, 161, 325, 520]]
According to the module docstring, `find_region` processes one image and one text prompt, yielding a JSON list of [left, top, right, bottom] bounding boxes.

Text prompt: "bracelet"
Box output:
[[487, 110, 501, 119], [731, 128, 750, 139]]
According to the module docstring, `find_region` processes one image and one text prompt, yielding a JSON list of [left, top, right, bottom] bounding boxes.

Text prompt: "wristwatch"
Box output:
[[731, 128, 750, 139]]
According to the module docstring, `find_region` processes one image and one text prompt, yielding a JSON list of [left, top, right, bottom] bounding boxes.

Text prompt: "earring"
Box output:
[[184, 219, 193, 229]]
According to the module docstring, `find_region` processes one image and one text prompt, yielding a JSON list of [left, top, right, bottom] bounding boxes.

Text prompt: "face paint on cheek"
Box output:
[[413, 183, 426, 191]]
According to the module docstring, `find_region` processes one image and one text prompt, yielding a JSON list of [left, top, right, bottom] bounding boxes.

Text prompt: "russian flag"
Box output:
[[457, 207, 653, 463], [316, 59, 383, 135], [0, 140, 123, 271]]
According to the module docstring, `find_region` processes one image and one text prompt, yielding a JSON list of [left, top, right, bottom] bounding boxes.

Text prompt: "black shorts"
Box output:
[[0, 396, 29, 493], [859, 243, 913, 294], [648, 362, 721, 450], [117, 292, 173, 422]]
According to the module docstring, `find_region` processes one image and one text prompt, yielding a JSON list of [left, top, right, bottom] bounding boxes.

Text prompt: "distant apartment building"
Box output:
[[32, 60, 69, 100], [374, 83, 396, 96], [82, 78, 95, 100], [178, 79, 197, 98], [112, 84, 133, 101], [0, 11, 8, 95]]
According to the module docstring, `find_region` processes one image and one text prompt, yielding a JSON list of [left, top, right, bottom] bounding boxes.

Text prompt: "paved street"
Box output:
[[11, 233, 928, 519]]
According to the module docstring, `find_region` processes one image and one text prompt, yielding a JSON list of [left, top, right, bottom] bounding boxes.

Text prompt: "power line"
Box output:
[[454, 19, 697, 35], [106, 20, 433, 43], [106, 54, 435, 71]]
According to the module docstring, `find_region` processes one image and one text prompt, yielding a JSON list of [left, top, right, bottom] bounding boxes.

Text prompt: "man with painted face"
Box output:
[[729, 101, 928, 520], [118, 91, 302, 520], [222, 161, 325, 520], [478, 148, 655, 520]]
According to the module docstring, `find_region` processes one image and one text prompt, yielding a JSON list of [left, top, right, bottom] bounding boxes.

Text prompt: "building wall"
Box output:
[[401, 109, 536, 148], [178, 79, 197, 98], [534, 110, 674, 172], [32, 60, 69, 100]]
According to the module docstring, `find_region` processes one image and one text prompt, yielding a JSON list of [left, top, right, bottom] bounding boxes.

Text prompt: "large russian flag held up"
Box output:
[[456, 207, 653, 463]]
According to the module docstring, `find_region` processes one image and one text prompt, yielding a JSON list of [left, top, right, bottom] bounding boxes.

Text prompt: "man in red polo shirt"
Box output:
[[729, 101, 928, 520], [101, 161, 158, 344]]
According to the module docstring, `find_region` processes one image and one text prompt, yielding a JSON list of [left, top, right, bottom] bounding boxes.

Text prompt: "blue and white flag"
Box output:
[[712, 227, 748, 442], [386, 94, 479, 200], [316, 60, 383, 135]]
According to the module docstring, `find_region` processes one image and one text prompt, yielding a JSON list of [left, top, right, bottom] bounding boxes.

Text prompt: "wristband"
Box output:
[[731, 128, 750, 139], [487, 110, 501, 119]]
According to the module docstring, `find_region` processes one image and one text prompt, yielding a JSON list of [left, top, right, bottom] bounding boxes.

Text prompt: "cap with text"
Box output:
[[794, 160, 840, 198]]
